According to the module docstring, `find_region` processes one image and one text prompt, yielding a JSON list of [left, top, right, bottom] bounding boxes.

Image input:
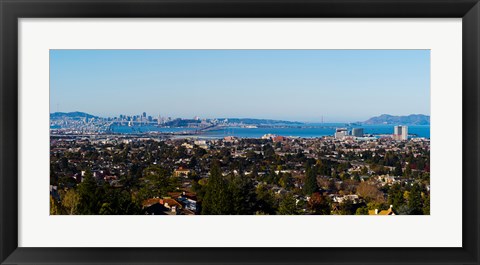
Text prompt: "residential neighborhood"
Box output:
[[50, 130, 430, 215]]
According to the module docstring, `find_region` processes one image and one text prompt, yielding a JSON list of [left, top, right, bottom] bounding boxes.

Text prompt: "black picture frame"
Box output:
[[1, 0, 479, 264]]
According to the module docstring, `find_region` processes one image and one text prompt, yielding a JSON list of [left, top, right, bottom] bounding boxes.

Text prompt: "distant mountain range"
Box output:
[[50, 111, 98, 119], [362, 114, 430, 125]]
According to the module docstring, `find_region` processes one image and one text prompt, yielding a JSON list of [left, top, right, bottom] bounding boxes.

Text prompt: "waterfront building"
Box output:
[[393, 125, 408, 140], [352, 128, 364, 137], [335, 128, 348, 139]]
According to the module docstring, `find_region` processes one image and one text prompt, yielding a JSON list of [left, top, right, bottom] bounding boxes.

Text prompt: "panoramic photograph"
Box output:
[[49, 50, 430, 215]]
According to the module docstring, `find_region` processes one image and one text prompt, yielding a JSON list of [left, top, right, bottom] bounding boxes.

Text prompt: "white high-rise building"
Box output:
[[394, 125, 408, 140], [335, 128, 348, 139]]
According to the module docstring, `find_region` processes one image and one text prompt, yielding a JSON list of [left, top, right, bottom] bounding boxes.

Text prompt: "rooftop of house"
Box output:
[[369, 205, 395, 215], [142, 198, 161, 208], [160, 198, 183, 209]]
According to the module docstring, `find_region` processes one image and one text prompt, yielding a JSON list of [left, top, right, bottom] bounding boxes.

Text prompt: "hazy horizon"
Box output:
[[50, 50, 430, 123]]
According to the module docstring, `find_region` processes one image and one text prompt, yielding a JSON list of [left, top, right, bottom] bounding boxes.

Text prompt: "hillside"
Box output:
[[363, 114, 430, 125], [50, 111, 98, 120]]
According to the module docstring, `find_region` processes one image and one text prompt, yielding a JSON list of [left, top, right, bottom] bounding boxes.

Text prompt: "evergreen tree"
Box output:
[[103, 187, 141, 215], [404, 165, 412, 177], [138, 165, 174, 201], [279, 173, 293, 189], [338, 199, 356, 215], [202, 162, 232, 214], [304, 164, 318, 195], [394, 162, 403, 176], [263, 144, 275, 159], [423, 193, 430, 215], [278, 194, 299, 215], [408, 183, 423, 215], [388, 183, 405, 209], [255, 184, 277, 215], [229, 175, 257, 214], [77, 170, 102, 214]]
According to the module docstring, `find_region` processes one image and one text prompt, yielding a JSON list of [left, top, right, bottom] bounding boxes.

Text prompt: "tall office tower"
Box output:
[[352, 128, 364, 137], [394, 125, 408, 140], [402, 126, 408, 140]]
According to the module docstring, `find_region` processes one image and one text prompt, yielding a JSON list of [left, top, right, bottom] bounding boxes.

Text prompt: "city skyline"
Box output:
[[50, 49, 430, 122], [50, 111, 430, 126]]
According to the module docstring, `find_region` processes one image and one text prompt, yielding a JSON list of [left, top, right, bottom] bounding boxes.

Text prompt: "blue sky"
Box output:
[[50, 50, 430, 123]]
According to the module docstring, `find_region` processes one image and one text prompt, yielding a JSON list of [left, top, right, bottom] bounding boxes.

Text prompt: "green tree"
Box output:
[[304, 164, 318, 195], [278, 194, 299, 215], [229, 175, 257, 215], [255, 184, 277, 215], [408, 183, 423, 215], [423, 193, 430, 215], [103, 187, 141, 214], [279, 173, 293, 189], [138, 166, 175, 200], [263, 144, 275, 158], [404, 165, 412, 177], [394, 162, 403, 176], [355, 206, 369, 215], [77, 170, 102, 214], [61, 188, 80, 215], [202, 162, 232, 214], [338, 199, 356, 215], [387, 183, 405, 209], [50, 195, 64, 215], [99, 202, 114, 215]]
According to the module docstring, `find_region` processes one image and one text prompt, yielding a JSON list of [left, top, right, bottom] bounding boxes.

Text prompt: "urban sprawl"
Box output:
[[50, 113, 430, 215]]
